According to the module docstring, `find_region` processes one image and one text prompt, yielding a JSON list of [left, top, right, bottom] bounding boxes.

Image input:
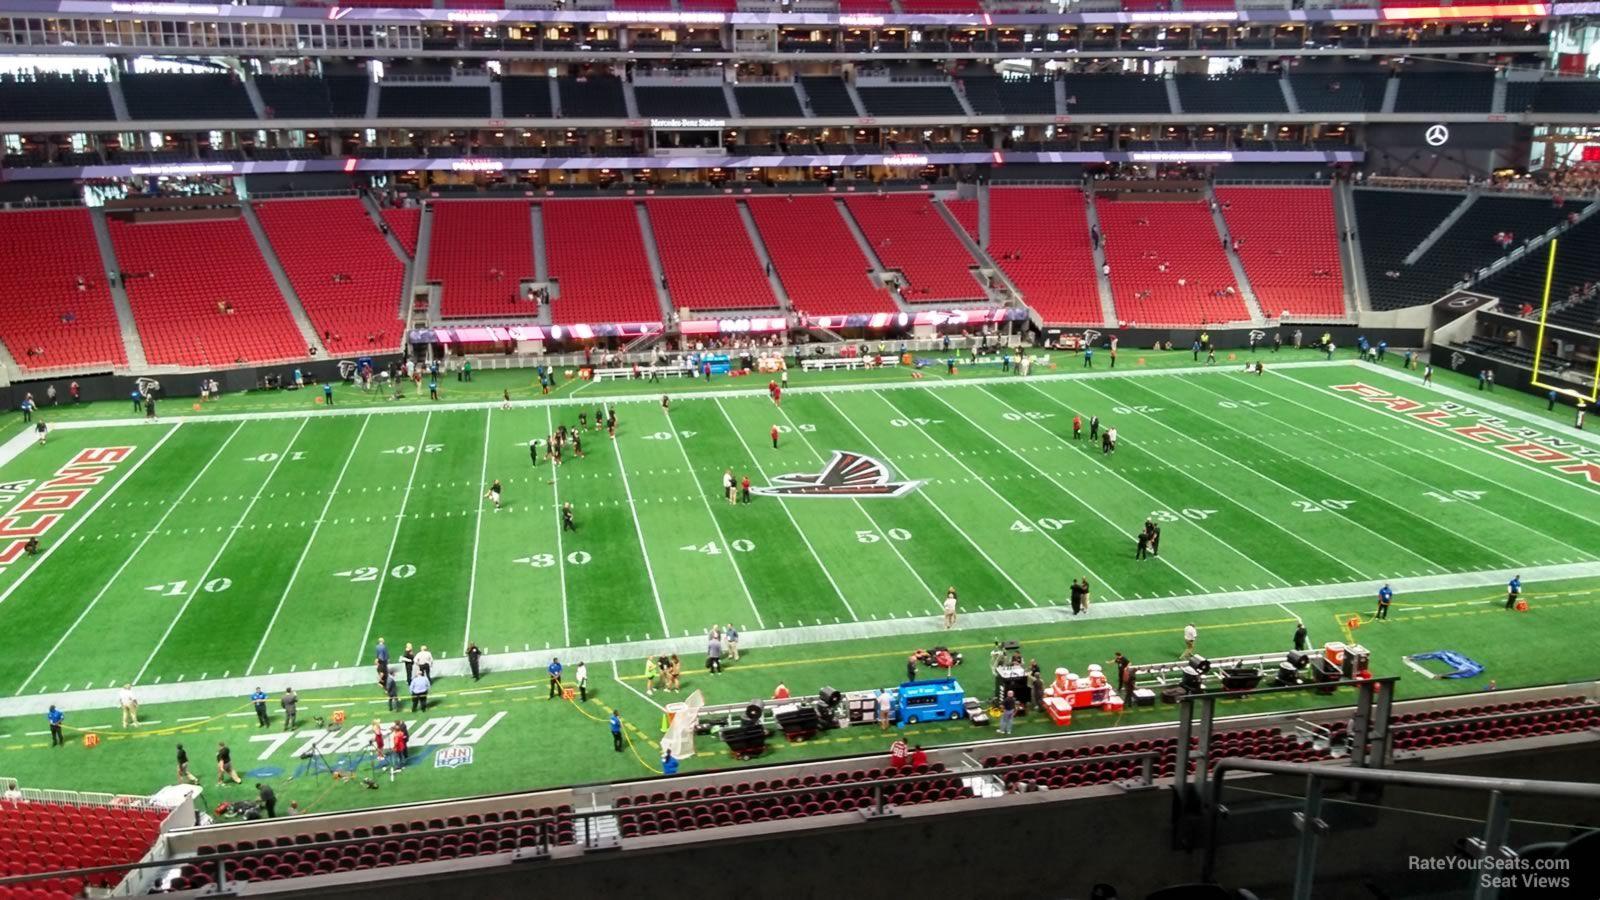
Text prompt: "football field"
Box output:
[[1, 357, 1598, 701]]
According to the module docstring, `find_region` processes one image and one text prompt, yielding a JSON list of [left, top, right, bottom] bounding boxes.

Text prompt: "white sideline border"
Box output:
[[1, 558, 1591, 719], [35, 359, 1355, 431]]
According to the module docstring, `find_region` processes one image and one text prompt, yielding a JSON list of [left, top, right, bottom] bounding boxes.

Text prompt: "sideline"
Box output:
[[2, 558, 1591, 719], [36, 360, 1353, 431]]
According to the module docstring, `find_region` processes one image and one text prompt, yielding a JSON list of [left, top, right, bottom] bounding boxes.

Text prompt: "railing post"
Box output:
[[1291, 775, 1327, 900], [1350, 681, 1373, 767], [215, 857, 228, 891], [1471, 791, 1513, 900], [1140, 752, 1153, 787], [1369, 678, 1394, 769], [872, 783, 883, 815]]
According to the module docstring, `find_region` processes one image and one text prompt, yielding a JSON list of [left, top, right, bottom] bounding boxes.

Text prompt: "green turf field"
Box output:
[[0, 352, 1595, 812]]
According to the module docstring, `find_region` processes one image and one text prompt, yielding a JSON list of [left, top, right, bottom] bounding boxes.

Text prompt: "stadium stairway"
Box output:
[[412, 204, 437, 321], [87, 209, 150, 370], [241, 202, 328, 357], [106, 77, 129, 122], [1083, 193, 1119, 327], [1404, 193, 1478, 265], [632, 201, 677, 323], [1332, 181, 1366, 319], [736, 200, 796, 314], [1206, 185, 1266, 324], [833, 198, 908, 311], [933, 197, 1019, 304]]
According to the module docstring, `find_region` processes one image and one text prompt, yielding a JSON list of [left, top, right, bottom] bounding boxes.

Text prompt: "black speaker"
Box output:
[[1188, 655, 1212, 674], [817, 686, 842, 707], [776, 705, 821, 740], [1276, 662, 1299, 686], [1286, 650, 1308, 669], [1221, 667, 1262, 692], [1180, 666, 1203, 693], [720, 722, 769, 757], [743, 700, 764, 723], [812, 701, 836, 726]]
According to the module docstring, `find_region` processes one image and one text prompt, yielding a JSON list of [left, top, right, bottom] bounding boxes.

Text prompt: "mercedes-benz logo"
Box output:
[[1425, 124, 1450, 147]]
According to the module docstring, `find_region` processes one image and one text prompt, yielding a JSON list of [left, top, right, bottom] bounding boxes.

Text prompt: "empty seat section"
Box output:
[[945, 198, 979, 241], [958, 76, 1056, 115], [166, 805, 577, 887], [845, 194, 983, 302], [1289, 73, 1390, 113], [382, 208, 421, 257], [501, 76, 554, 118], [543, 200, 661, 324], [798, 77, 858, 116], [0, 210, 127, 370], [1099, 200, 1248, 325], [326, 76, 372, 117], [427, 201, 535, 318], [256, 199, 405, 355], [732, 86, 803, 118], [378, 86, 490, 118], [255, 76, 334, 118], [1393, 72, 1495, 112], [986, 188, 1101, 325], [1174, 74, 1287, 114], [634, 87, 729, 117], [558, 76, 627, 117], [748, 196, 893, 318], [1059, 75, 1170, 115], [121, 73, 255, 120], [110, 216, 305, 366], [854, 86, 964, 117], [0, 799, 166, 887], [1352, 189, 1463, 310], [1382, 195, 1587, 309], [1216, 187, 1345, 318], [646, 199, 776, 312], [0, 74, 115, 122]]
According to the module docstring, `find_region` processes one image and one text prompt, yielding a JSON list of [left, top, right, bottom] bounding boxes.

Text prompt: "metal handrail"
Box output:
[[1204, 758, 1600, 900], [0, 748, 1160, 891]]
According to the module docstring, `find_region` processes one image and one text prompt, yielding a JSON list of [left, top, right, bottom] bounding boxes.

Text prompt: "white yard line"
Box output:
[[31, 360, 1355, 430], [134, 417, 312, 684], [606, 403, 672, 637], [821, 393, 1045, 607], [245, 415, 373, 676], [712, 398, 857, 621], [1183, 374, 1594, 560], [1270, 370, 1600, 529], [353, 412, 433, 665], [14, 422, 238, 696], [966, 385, 1273, 590], [660, 404, 767, 628], [612, 659, 665, 712], [0, 421, 181, 612], [774, 400, 941, 611], [546, 406, 571, 647], [891, 389, 1140, 596], [1062, 379, 1402, 577], [463, 408, 493, 651], [1095, 377, 1472, 572]]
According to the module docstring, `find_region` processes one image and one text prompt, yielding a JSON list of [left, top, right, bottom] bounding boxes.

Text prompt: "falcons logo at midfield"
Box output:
[[750, 451, 921, 499]]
